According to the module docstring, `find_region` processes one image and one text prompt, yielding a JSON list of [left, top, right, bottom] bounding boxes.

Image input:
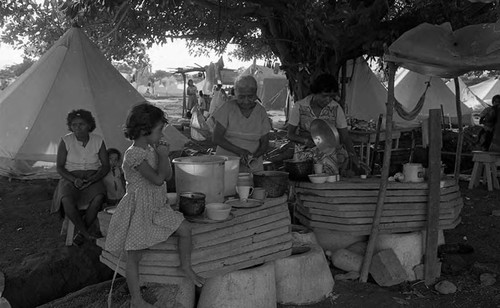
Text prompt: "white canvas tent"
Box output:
[[446, 77, 488, 111], [0, 27, 145, 178], [468, 77, 500, 105], [342, 58, 388, 122], [394, 69, 473, 127], [240, 64, 288, 111]]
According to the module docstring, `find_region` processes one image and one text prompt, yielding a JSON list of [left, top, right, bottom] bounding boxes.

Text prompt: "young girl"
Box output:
[[105, 103, 204, 307], [102, 148, 126, 206]]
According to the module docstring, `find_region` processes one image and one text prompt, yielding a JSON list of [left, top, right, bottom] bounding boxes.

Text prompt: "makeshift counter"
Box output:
[[97, 195, 292, 284], [292, 177, 462, 236]]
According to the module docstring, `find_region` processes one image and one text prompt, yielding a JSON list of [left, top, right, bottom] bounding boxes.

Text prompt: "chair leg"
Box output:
[[484, 163, 493, 191]]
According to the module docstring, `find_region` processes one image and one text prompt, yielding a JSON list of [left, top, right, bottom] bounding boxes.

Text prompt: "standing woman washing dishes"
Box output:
[[287, 73, 359, 175], [211, 75, 272, 172], [51, 109, 109, 243]]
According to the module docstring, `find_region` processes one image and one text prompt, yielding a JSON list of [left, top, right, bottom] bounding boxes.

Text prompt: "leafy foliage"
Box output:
[[1, 0, 498, 98]]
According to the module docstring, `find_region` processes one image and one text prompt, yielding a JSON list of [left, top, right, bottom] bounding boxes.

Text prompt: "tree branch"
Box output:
[[99, 0, 131, 40]]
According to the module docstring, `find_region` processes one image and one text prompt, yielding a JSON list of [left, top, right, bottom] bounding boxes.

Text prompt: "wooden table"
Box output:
[[292, 177, 462, 236], [348, 129, 403, 165], [97, 195, 292, 283]]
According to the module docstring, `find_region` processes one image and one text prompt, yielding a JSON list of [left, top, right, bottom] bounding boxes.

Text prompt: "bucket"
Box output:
[[402, 163, 425, 183], [172, 156, 225, 203], [213, 155, 240, 196]]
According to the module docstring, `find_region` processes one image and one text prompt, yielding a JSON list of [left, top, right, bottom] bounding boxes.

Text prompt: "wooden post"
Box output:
[[425, 109, 442, 285], [359, 62, 396, 283], [182, 73, 187, 118], [453, 77, 464, 181]]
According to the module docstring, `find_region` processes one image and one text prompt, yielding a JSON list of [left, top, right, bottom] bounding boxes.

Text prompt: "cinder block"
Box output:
[[369, 249, 408, 286]]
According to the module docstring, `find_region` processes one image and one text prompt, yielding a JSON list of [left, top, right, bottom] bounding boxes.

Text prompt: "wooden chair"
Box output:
[[468, 151, 500, 191]]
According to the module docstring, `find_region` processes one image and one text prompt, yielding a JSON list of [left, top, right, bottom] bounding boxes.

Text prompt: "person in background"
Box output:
[[51, 109, 109, 244], [105, 103, 204, 308], [186, 79, 198, 118], [287, 73, 360, 175], [478, 94, 500, 150], [103, 148, 126, 206], [211, 75, 272, 172]]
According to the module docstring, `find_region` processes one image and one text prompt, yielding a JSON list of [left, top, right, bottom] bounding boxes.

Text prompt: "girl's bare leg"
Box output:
[[176, 221, 205, 287], [126, 250, 155, 308]]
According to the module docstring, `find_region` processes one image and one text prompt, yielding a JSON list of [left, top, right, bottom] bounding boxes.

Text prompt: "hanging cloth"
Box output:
[[394, 80, 431, 121]]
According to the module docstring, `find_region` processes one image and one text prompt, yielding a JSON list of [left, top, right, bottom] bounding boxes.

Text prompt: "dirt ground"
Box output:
[[1, 175, 500, 307]]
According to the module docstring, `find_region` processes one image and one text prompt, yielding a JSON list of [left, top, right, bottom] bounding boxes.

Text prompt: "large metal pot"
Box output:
[[172, 156, 225, 203], [310, 119, 340, 154]]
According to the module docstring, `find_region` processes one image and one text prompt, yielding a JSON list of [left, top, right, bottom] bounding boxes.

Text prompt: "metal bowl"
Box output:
[[310, 119, 340, 154]]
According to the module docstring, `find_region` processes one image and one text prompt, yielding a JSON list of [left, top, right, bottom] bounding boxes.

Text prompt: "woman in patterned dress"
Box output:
[[287, 73, 359, 175], [105, 103, 204, 308]]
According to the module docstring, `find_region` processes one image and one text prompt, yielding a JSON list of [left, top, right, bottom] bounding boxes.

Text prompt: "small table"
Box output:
[[348, 129, 402, 165]]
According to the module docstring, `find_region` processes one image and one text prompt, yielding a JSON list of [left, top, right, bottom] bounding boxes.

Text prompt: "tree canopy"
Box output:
[[1, 0, 498, 98]]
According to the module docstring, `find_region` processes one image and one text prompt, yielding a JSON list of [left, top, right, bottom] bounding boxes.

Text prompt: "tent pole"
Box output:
[[453, 77, 463, 181], [359, 61, 396, 283], [182, 73, 187, 118]]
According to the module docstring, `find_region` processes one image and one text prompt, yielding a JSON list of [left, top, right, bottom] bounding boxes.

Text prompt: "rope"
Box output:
[[394, 79, 431, 121]]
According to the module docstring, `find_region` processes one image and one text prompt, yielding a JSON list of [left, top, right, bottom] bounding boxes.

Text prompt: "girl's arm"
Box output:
[[135, 145, 172, 186]]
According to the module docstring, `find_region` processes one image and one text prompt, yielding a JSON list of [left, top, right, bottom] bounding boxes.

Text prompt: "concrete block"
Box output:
[[197, 262, 276, 308], [331, 249, 363, 272], [313, 228, 367, 253], [369, 249, 408, 286], [274, 245, 334, 305]]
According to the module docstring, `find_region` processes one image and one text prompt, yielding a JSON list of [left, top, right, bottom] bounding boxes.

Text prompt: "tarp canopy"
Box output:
[[468, 77, 500, 105], [341, 58, 388, 122], [0, 27, 145, 178], [385, 22, 500, 78], [446, 77, 489, 111], [394, 69, 473, 127], [239, 64, 288, 110]]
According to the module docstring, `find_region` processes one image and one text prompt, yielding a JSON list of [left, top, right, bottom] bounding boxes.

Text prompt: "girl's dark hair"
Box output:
[[310, 74, 339, 94], [124, 102, 168, 140], [66, 109, 96, 132], [107, 148, 122, 159], [492, 95, 500, 104]]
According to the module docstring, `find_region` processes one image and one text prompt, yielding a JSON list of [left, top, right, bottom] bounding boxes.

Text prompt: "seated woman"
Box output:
[[287, 73, 359, 175], [51, 109, 110, 242], [211, 75, 272, 172]]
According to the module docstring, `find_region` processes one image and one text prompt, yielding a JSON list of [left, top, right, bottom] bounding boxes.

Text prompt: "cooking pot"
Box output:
[[310, 119, 340, 154], [179, 192, 206, 216]]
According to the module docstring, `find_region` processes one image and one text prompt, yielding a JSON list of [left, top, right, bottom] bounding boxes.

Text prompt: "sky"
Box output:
[[0, 39, 254, 72]]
